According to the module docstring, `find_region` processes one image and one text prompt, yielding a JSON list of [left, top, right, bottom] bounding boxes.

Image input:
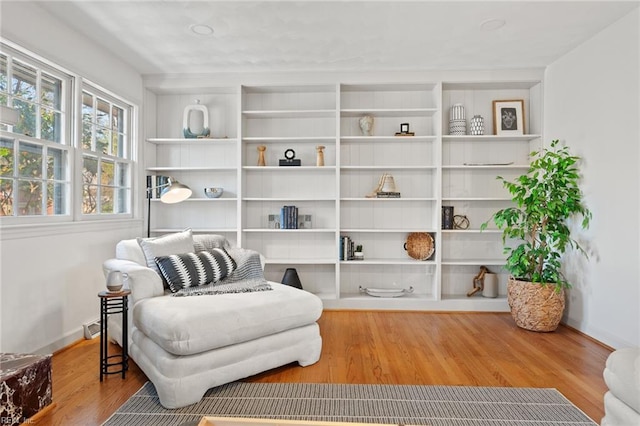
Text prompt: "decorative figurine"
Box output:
[[359, 115, 374, 136]]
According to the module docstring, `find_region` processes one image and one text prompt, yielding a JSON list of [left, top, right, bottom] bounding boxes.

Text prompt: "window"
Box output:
[[0, 42, 135, 223], [80, 87, 132, 215], [0, 48, 71, 218]]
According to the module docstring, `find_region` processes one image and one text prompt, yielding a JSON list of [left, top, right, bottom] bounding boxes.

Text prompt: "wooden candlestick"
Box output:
[[257, 145, 266, 166], [316, 145, 325, 167]]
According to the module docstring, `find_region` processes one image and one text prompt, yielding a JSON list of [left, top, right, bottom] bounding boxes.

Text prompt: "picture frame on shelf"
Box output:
[[492, 99, 525, 135]]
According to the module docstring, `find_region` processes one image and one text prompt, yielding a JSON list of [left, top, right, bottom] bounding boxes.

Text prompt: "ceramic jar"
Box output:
[[470, 115, 485, 135], [449, 104, 466, 135]]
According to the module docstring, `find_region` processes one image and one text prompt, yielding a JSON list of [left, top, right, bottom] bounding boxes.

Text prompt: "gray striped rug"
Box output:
[[103, 382, 597, 426]]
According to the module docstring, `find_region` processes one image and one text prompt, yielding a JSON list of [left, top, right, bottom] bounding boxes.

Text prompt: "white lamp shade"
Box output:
[[160, 179, 192, 203], [0, 105, 20, 126]]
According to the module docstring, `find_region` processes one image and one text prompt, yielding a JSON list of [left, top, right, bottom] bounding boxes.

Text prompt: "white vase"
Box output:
[[482, 273, 498, 298], [449, 104, 466, 135], [470, 115, 484, 135]]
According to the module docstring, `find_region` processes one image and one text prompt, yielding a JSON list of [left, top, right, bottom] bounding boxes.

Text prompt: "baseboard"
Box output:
[[35, 328, 84, 356]]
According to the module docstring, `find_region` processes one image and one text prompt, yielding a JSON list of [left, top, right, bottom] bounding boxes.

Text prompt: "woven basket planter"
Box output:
[[507, 277, 565, 332]]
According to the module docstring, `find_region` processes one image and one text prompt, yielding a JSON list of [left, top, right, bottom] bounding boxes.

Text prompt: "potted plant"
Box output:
[[481, 140, 592, 332]]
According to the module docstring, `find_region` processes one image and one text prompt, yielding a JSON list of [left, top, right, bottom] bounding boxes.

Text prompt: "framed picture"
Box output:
[[493, 100, 525, 135]]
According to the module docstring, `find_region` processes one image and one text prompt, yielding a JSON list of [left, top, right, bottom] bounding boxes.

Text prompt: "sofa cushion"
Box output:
[[155, 249, 237, 293], [133, 282, 323, 356], [603, 348, 640, 414], [137, 229, 195, 277]]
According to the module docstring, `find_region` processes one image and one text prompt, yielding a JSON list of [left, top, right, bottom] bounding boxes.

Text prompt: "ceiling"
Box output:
[[35, 1, 639, 76]]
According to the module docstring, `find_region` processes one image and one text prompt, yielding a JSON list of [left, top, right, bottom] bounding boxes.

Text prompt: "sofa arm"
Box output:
[[103, 259, 164, 303]]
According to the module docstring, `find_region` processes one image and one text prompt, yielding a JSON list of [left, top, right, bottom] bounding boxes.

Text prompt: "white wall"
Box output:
[[0, 3, 144, 354], [544, 9, 640, 349]]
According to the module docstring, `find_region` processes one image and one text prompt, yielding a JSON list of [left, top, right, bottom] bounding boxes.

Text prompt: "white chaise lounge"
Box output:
[[103, 231, 323, 409]]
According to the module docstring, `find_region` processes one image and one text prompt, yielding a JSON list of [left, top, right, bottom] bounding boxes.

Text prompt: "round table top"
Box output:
[[98, 289, 131, 298]]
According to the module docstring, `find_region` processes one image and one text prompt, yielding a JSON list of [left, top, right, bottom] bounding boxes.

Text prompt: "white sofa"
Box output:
[[602, 347, 640, 426], [102, 231, 323, 409]]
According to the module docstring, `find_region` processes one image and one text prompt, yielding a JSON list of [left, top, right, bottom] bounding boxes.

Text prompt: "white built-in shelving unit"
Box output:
[[144, 77, 543, 311]]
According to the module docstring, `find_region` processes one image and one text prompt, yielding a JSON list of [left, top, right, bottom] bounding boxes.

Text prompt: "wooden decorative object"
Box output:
[[507, 277, 565, 332], [467, 266, 489, 297], [257, 145, 266, 166], [316, 145, 325, 167]]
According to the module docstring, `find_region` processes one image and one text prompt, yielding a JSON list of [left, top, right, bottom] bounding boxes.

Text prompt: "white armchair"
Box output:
[[103, 231, 323, 409]]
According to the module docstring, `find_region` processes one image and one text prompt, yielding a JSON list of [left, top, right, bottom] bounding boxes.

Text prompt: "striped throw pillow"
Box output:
[[155, 248, 237, 293]]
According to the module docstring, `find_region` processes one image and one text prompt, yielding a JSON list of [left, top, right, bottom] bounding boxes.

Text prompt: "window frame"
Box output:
[[0, 40, 138, 227], [76, 81, 135, 220]]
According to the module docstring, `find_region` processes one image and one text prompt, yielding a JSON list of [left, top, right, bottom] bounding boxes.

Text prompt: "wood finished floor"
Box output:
[[40, 311, 612, 425]]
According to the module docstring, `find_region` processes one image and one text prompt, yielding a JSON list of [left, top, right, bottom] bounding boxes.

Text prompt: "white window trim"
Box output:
[[0, 39, 139, 228]]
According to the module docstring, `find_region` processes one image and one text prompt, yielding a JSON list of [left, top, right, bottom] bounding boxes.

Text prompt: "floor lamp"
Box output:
[[146, 177, 192, 237]]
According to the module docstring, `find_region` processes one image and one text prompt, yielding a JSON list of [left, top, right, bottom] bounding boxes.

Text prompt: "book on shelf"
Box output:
[[156, 175, 169, 198], [442, 206, 454, 229], [376, 191, 401, 198]]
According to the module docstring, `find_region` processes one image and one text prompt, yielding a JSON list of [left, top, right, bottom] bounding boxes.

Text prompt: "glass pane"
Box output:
[[116, 187, 130, 214], [82, 184, 98, 214], [0, 138, 14, 177], [11, 61, 36, 102], [82, 91, 94, 123], [46, 181, 68, 215], [12, 99, 35, 137], [101, 160, 114, 186], [17, 179, 43, 215], [0, 177, 13, 216], [96, 127, 110, 154], [100, 186, 114, 213], [111, 132, 120, 157], [82, 121, 93, 150], [18, 142, 42, 178], [41, 73, 62, 110], [96, 98, 110, 127], [82, 156, 98, 186], [47, 147, 67, 180], [116, 162, 129, 187], [41, 108, 61, 143], [0, 54, 7, 93], [112, 105, 124, 133]]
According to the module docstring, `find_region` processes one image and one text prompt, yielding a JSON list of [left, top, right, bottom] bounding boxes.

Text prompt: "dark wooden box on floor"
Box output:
[[0, 353, 53, 426]]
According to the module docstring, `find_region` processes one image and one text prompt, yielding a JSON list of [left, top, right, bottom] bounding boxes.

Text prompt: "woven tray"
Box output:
[[404, 232, 434, 261]]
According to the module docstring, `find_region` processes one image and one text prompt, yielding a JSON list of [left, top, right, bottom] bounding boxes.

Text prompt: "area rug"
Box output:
[[103, 381, 597, 426]]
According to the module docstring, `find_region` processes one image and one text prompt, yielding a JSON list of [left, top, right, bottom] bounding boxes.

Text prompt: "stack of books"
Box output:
[[339, 236, 355, 261], [280, 205, 299, 229], [376, 191, 401, 198]]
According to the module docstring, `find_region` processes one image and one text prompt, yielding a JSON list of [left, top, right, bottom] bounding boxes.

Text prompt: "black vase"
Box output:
[[281, 268, 303, 289]]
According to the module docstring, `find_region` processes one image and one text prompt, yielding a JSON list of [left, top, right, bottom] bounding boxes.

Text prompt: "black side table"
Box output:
[[98, 289, 130, 381]]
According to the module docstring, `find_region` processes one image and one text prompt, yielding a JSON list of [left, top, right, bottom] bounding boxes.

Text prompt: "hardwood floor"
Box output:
[[39, 311, 612, 425]]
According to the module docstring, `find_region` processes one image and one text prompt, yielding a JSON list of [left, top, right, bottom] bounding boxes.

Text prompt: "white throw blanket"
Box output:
[[171, 248, 272, 297]]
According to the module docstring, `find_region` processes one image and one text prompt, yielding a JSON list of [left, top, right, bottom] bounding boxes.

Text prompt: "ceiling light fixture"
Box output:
[[190, 24, 214, 36], [480, 18, 506, 31]]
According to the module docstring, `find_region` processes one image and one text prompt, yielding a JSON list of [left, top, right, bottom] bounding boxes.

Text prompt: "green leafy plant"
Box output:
[[481, 140, 592, 291]]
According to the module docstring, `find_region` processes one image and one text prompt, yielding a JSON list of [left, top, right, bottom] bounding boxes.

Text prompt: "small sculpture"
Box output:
[[183, 99, 211, 138], [316, 145, 325, 166], [359, 115, 374, 136], [257, 145, 266, 166]]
